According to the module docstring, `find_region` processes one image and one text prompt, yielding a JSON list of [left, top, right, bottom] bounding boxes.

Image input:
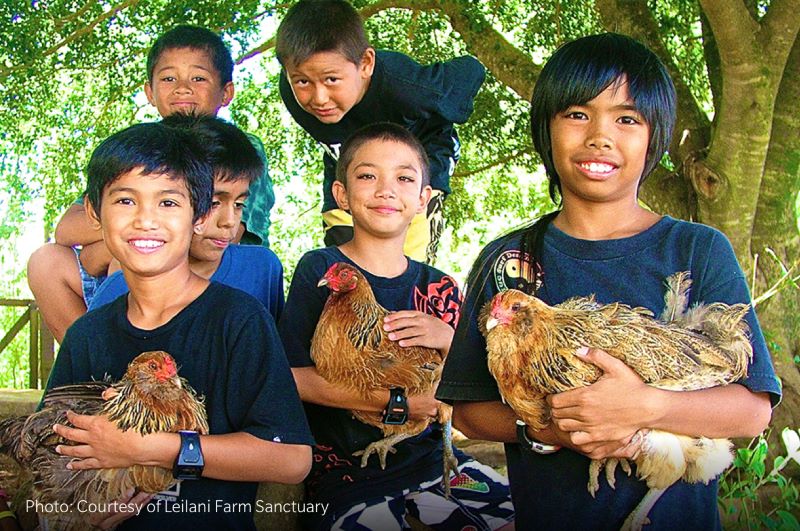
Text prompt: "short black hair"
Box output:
[[336, 122, 430, 188], [160, 114, 263, 184], [147, 25, 234, 85], [275, 0, 370, 68], [85, 122, 214, 223], [530, 33, 676, 201]]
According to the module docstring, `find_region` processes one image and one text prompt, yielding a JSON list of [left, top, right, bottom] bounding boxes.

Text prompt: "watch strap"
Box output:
[[382, 387, 409, 425], [516, 420, 561, 454], [173, 430, 204, 480]]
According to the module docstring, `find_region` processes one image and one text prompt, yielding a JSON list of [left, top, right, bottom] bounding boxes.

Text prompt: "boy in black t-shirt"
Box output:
[[278, 123, 513, 530], [47, 120, 313, 530], [275, 0, 485, 264]]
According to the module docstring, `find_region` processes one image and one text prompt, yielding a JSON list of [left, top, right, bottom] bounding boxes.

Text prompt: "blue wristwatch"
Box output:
[[173, 430, 204, 480], [382, 387, 408, 425]]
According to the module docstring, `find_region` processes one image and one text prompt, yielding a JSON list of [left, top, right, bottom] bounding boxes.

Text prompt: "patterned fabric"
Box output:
[[71, 246, 107, 307]]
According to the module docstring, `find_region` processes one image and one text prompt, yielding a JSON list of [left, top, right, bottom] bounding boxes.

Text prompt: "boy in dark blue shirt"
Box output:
[[278, 123, 513, 530], [46, 120, 313, 530], [275, 0, 485, 264], [436, 33, 781, 530]]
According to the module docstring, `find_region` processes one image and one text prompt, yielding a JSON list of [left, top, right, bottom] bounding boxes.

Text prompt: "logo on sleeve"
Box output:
[[493, 250, 542, 293]]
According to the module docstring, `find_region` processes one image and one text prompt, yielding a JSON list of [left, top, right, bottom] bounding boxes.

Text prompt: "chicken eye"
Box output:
[[148, 361, 158, 370], [511, 303, 521, 312]]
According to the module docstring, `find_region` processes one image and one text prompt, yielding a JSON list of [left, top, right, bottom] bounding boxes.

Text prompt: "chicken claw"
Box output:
[[353, 434, 406, 468]]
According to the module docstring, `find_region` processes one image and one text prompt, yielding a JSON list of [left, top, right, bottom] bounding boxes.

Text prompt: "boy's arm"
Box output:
[[292, 366, 439, 421], [54, 203, 103, 247], [55, 416, 311, 484], [77, 240, 113, 277], [548, 348, 773, 442]]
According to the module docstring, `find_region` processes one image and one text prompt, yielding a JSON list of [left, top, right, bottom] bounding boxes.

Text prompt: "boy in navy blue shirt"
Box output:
[[278, 123, 513, 530], [46, 120, 312, 530], [89, 115, 285, 321], [275, 0, 485, 264], [436, 33, 781, 530]]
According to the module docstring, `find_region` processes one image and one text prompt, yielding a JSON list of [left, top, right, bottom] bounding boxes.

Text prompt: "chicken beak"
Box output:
[[317, 278, 328, 288], [485, 317, 499, 330], [171, 376, 182, 389]]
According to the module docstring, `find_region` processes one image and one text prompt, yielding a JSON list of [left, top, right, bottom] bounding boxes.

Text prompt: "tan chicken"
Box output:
[[480, 272, 752, 530], [312, 262, 457, 494], [0, 351, 208, 530]]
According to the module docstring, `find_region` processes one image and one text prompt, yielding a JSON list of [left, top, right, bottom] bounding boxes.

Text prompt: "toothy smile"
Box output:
[[579, 162, 616, 173], [130, 239, 164, 250]]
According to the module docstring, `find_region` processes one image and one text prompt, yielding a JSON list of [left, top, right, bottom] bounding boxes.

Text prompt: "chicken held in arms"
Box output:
[[0, 350, 208, 530], [480, 271, 752, 531], [311, 262, 457, 493]]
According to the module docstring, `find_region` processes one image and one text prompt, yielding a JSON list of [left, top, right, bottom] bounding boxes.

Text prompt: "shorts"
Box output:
[[72, 246, 107, 307], [327, 459, 514, 530], [322, 190, 446, 264]]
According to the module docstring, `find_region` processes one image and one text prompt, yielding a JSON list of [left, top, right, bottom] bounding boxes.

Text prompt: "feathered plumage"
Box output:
[[311, 262, 457, 493], [480, 271, 752, 530], [0, 351, 208, 530]]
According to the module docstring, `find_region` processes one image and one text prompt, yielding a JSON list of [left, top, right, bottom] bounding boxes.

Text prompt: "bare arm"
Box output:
[[548, 349, 773, 447], [292, 366, 439, 420], [78, 240, 113, 277], [54, 203, 103, 247], [54, 413, 311, 484]]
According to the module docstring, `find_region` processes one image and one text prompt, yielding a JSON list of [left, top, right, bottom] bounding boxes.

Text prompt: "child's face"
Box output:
[[549, 78, 650, 206], [88, 168, 197, 278], [190, 178, 250, 264], [332, 139, 431, 240], [145, 47, 234, 117], [284, 49, 375, 124]]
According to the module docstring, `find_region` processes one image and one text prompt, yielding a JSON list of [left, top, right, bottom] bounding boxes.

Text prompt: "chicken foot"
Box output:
[[620, 487, 666, 531], [587, 458, 632, 496], [441, 415, 458, 498], [354, 433, 411, 468]]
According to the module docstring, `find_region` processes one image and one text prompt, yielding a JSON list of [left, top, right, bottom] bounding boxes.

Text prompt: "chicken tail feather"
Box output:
[[661, 271, 692, 323]]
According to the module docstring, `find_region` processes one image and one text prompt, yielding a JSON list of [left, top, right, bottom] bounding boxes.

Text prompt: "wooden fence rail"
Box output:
[[0, 299, 54, 389]]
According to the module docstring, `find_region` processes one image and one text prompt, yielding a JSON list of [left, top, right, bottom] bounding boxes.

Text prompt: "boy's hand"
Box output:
[[407, 389, 442, 421], [383, 311, 454, 352], [53, 411, 147, 470], [547, 348, 657, 446], [85, 488, 153, 530]]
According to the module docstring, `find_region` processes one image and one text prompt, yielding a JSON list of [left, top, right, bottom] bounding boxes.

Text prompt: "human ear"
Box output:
[[416, 185, 433, 214], [84, 197, 102, 231], [144, 81, 156, 107], [193, 212, 211, 235], [359, 48, 376, 78], [332, 180, 350, 212], [221, 81, 235, 107]]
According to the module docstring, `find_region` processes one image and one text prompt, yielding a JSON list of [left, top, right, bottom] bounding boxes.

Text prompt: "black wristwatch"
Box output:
[[516, 420, 561, 454], [382, 387, 409, 425], [173, 430, 204, 480]]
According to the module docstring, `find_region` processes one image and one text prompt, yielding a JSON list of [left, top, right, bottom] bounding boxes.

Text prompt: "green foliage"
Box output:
[[719, 429, 800, 529]]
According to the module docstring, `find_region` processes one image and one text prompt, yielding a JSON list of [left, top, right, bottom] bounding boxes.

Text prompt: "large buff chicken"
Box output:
[[0, 351, 208, 530], [480, 272, 752, 531], [311, 262, 457, 494]]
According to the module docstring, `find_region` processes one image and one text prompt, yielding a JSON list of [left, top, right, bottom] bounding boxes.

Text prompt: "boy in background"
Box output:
[[27, 25, 275, 341], [436, 33, 780, 529], [90, 114, 284, 321], [279, 123, 513, 530], [48, 120, 312, 530], [276, 0, 485, 264]]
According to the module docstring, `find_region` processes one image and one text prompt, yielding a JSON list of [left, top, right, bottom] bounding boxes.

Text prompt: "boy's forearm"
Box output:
[[292, 366, 387, 412], [141, 431, 312, 484], [55, 203, 103, 246], [452, 400, 518, 443], [646, 383, 772, 438], [78, 240, 112, 277]]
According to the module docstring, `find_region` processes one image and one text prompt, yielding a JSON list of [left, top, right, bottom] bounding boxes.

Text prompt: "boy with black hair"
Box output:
[[275, 0, 485, 264], [28, 24, 276, 341], [279, 122, 513, 530], [436, 33, 780, 529], [47, 120, 313, 530], [89, 114, 285, 320]]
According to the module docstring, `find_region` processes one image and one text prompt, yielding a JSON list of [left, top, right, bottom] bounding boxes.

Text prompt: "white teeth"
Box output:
[[581, 162, 615, 173], [131, 240, 163, 248]]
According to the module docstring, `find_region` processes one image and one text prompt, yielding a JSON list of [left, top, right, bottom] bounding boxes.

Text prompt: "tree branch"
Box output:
[[760, 0, 800, 66], [452, 147, 532, 179], [0, 0, 141, 80], [698, 0, 759, 66]]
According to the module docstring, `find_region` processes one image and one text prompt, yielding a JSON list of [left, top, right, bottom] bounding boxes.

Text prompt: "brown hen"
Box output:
[[311, 262, 457, 493], [0, 351, 208, 530], [480, 272, 752, 530]]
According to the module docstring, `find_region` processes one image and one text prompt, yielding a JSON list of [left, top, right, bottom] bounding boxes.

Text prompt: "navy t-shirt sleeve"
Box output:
[[696, 230, 782, 405], [277, 252, 329, 368], [225, 306, 313, 445], [437, 243, 504, 402]]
